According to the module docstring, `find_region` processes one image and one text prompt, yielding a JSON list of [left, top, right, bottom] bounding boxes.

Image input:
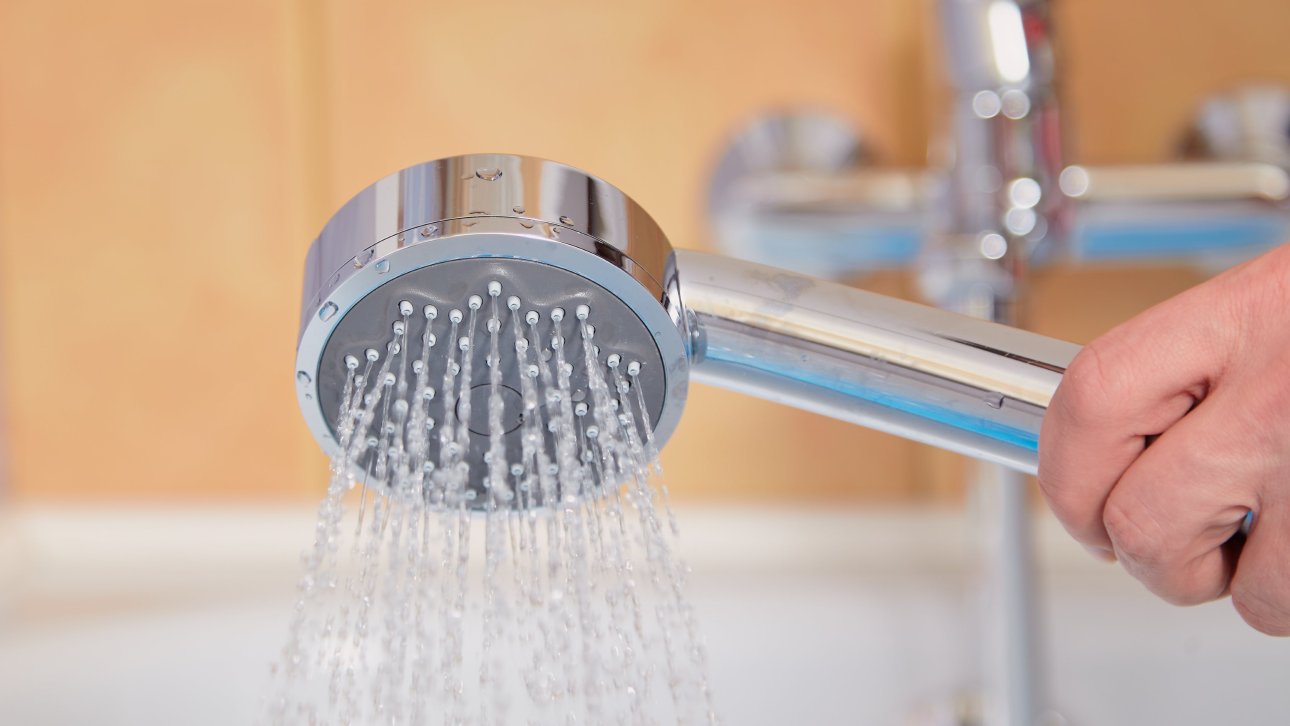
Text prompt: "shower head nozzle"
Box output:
[[295, 154, 690, 505]]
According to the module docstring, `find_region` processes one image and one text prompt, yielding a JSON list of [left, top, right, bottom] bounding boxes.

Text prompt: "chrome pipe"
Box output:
[[679, 249, 1080, 474]]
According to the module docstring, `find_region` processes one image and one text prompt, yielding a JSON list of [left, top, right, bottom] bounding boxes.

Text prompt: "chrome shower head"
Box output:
[[296, 153, 1079, 510], [295, 154, 690, 506]]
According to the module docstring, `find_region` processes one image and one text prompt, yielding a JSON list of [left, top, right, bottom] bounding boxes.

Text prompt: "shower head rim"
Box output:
[[298, 153, 675, 340]]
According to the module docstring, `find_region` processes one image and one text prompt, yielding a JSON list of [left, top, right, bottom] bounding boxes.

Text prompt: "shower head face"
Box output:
[[294, 155, 689, 507], [315, 253, 670, 502]]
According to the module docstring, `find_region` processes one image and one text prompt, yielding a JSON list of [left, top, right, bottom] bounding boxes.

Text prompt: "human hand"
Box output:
[[1038, 244, 1290, 635]]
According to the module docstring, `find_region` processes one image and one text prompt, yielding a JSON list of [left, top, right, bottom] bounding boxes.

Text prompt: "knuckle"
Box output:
[[1058, 342, 1119, 425], [1231, 582, 1290, 637], [1102, 498, 1165, 566]]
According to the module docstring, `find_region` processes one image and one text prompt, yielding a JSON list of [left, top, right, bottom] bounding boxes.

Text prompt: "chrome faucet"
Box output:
[[706, 2, 1289, 725]]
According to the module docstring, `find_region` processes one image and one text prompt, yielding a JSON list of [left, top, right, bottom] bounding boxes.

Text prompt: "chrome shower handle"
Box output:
[[679, 250, 1080, 474]]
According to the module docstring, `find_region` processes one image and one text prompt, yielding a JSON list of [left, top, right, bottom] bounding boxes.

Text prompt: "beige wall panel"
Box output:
[[0, 1, 323, 499], [1059, 0, 1290, 162]]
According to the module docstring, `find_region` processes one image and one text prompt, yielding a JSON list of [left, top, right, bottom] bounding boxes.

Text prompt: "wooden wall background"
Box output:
[[1, 0, 1288, 502]]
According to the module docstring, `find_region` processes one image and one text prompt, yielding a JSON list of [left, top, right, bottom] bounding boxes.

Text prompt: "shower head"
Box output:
[[295, 154, 690, 506], [297, 153, 1080, 508]]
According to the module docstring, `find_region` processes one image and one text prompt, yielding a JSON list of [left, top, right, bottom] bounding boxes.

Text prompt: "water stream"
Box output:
[[266, 284, 718, 725]]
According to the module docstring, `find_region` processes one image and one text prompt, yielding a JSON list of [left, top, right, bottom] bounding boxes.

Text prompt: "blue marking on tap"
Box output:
[[1075, 214, 1287, 261], [741, 224, 922, 276]]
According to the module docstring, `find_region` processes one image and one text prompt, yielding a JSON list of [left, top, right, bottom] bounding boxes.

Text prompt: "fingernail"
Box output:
[[1083, 545, 1117, 563]]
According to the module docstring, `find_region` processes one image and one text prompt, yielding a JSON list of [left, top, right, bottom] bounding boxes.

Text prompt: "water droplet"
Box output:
[[418, 224, 438, 238], [475, 167, 502, 181], [558, 215, 573, 226], [319, 302, 339, 321], [519, 220, 535, 229], [297, 370, 312, 385], [374, 259, 391, 274]]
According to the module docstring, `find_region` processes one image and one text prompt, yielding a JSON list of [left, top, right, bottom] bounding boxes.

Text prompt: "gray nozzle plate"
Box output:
[[318, 256, 666, 501]]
